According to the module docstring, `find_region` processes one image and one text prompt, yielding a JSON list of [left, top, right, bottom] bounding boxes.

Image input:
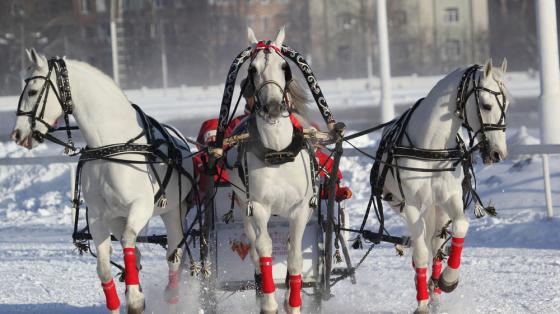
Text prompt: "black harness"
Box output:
[[352, 65, 507, 246]]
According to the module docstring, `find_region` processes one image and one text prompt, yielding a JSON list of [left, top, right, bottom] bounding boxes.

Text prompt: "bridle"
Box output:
[[16, 57, 77, 152], [248, 40, 293, 120], [456, 65, 508, 155]]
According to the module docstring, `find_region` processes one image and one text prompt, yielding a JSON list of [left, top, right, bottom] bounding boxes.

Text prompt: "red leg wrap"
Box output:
[[447, 237, 465, 269], [259, 257, 275, 294], [288, 274, 302, 308], [432, 257, 443, 294], [124, 247, 139, 285], [101, 279, 120, 311], [432, 257, 443, 279], [168, 270, 179, 289], [415, 267, 429, 301]]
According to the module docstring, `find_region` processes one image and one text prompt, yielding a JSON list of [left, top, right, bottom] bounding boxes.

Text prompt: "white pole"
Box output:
[[536, 0, 560, 219], [160, 20, 168, 94], [376, 0, 394, 122], [110, 0, 120, 86]]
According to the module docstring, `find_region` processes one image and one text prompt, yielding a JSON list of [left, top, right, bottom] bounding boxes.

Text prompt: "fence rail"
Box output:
[[0, 144, 557, 217]]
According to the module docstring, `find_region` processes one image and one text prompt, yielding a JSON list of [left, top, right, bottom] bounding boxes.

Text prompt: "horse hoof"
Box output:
[[260, 310, 278, 314], [414, 307, 429, 314], [127, 297, 145, 314], [437, 276, 458, 293]]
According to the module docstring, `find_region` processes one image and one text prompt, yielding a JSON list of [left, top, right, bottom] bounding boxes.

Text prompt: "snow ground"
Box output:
[[0, 125, 559, 313]]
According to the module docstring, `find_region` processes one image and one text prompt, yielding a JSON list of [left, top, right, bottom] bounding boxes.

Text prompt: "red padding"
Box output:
[[432, 257, 443, 280], [101, 278, 120, 311], [415, 267, 429, 301], [289, 274, 302, 307], [168, 270, 179, 289], [447, 237, 465, 269], [259, 257, 275, 294], [123, 247, 139, 285]]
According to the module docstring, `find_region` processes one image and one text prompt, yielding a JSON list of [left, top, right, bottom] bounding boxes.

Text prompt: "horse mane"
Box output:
[[66, 59, 123, 91], [287, 78, 311, 127]]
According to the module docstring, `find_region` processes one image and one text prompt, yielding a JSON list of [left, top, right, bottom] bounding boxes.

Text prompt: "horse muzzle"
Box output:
[[11, 129, 34, 149]]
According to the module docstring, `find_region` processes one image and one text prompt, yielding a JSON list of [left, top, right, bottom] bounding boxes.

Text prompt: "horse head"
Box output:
[[246, 27, 291, 120], [11, 49, 65, 149], [463, 59, 509, 164]]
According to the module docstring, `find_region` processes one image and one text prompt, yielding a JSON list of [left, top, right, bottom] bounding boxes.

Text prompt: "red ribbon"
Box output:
[[254, 41, 282, 55]]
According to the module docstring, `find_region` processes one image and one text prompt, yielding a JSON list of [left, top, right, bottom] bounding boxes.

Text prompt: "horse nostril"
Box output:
[[492, 151, 501, 162], [10, 130, 21, 142]]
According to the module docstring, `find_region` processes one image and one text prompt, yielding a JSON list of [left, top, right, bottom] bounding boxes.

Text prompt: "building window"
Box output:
[[337, 45, 351, 60], [153, 0, 164, 9], [444, 7, 459, 23], [95, 0, 107, 12], [392, 10, 407, 28], [80, 0, 90, 15], [336, 12, 355, 31], [443, 39, 461, 59]]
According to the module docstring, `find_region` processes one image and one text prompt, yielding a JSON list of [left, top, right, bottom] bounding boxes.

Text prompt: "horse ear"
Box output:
[[483, 59, 493, 78], [247, 27, 258, 45], [273, 26, 285, 47], [29, 48, 46, 68], [500, 57, 507, 73]]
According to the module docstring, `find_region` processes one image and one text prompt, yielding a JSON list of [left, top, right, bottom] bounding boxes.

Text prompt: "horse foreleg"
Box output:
[[161, 210, 184, 307], [285, 210, 308, 314], [439, 194, 469, 293], [244, 216, 262, 297], [252, 202, 278, 314], [121, 199, 153, 314], [90, 216, 120, 314], [402, 205, 430, 314], [428, 207, 448, 305]]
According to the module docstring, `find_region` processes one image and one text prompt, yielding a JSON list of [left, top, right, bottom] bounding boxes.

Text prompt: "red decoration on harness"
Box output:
[[254, 41, 281, 55], [101, 278, 120, 311], [447, 237, 465, 269], [259, 256, 275, 294], [415, 267, 429, 301], [123, 247, 139, 285], [432, 257, 443, 294], [288, 274, 302, 307], [289, 114, 303, 130]]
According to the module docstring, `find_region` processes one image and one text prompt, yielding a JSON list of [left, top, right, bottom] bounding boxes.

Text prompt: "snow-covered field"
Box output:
[[0, 71, 558, 313], [0, 124, 559, 313]]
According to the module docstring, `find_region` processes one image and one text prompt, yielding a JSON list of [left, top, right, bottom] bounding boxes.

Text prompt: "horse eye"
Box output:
[[28, 90, 38, 97], [249, 66, 257, 74], [482, 103, 492, 111]]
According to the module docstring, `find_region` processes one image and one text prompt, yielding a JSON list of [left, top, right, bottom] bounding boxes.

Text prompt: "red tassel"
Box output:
[[447, 237, 465, 269], [415, 267, 429, 301], [124, 247, 139, 285], [101, 278, 120, 310], [259, 257, 275, 294], [288, 274, 302, 307], [168, 270, 179, 289]]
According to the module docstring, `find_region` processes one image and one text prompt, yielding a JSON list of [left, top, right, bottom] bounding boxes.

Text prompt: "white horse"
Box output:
[[375, 59, 509, 313], [225, 28, 315, 314], [11, 49, 193, 314]]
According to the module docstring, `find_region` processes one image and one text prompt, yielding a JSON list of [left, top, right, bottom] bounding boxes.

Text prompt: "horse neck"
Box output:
[[255, 113, 293, 151], [66, 62, 144, 147], [406, 70, 464, 150]]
